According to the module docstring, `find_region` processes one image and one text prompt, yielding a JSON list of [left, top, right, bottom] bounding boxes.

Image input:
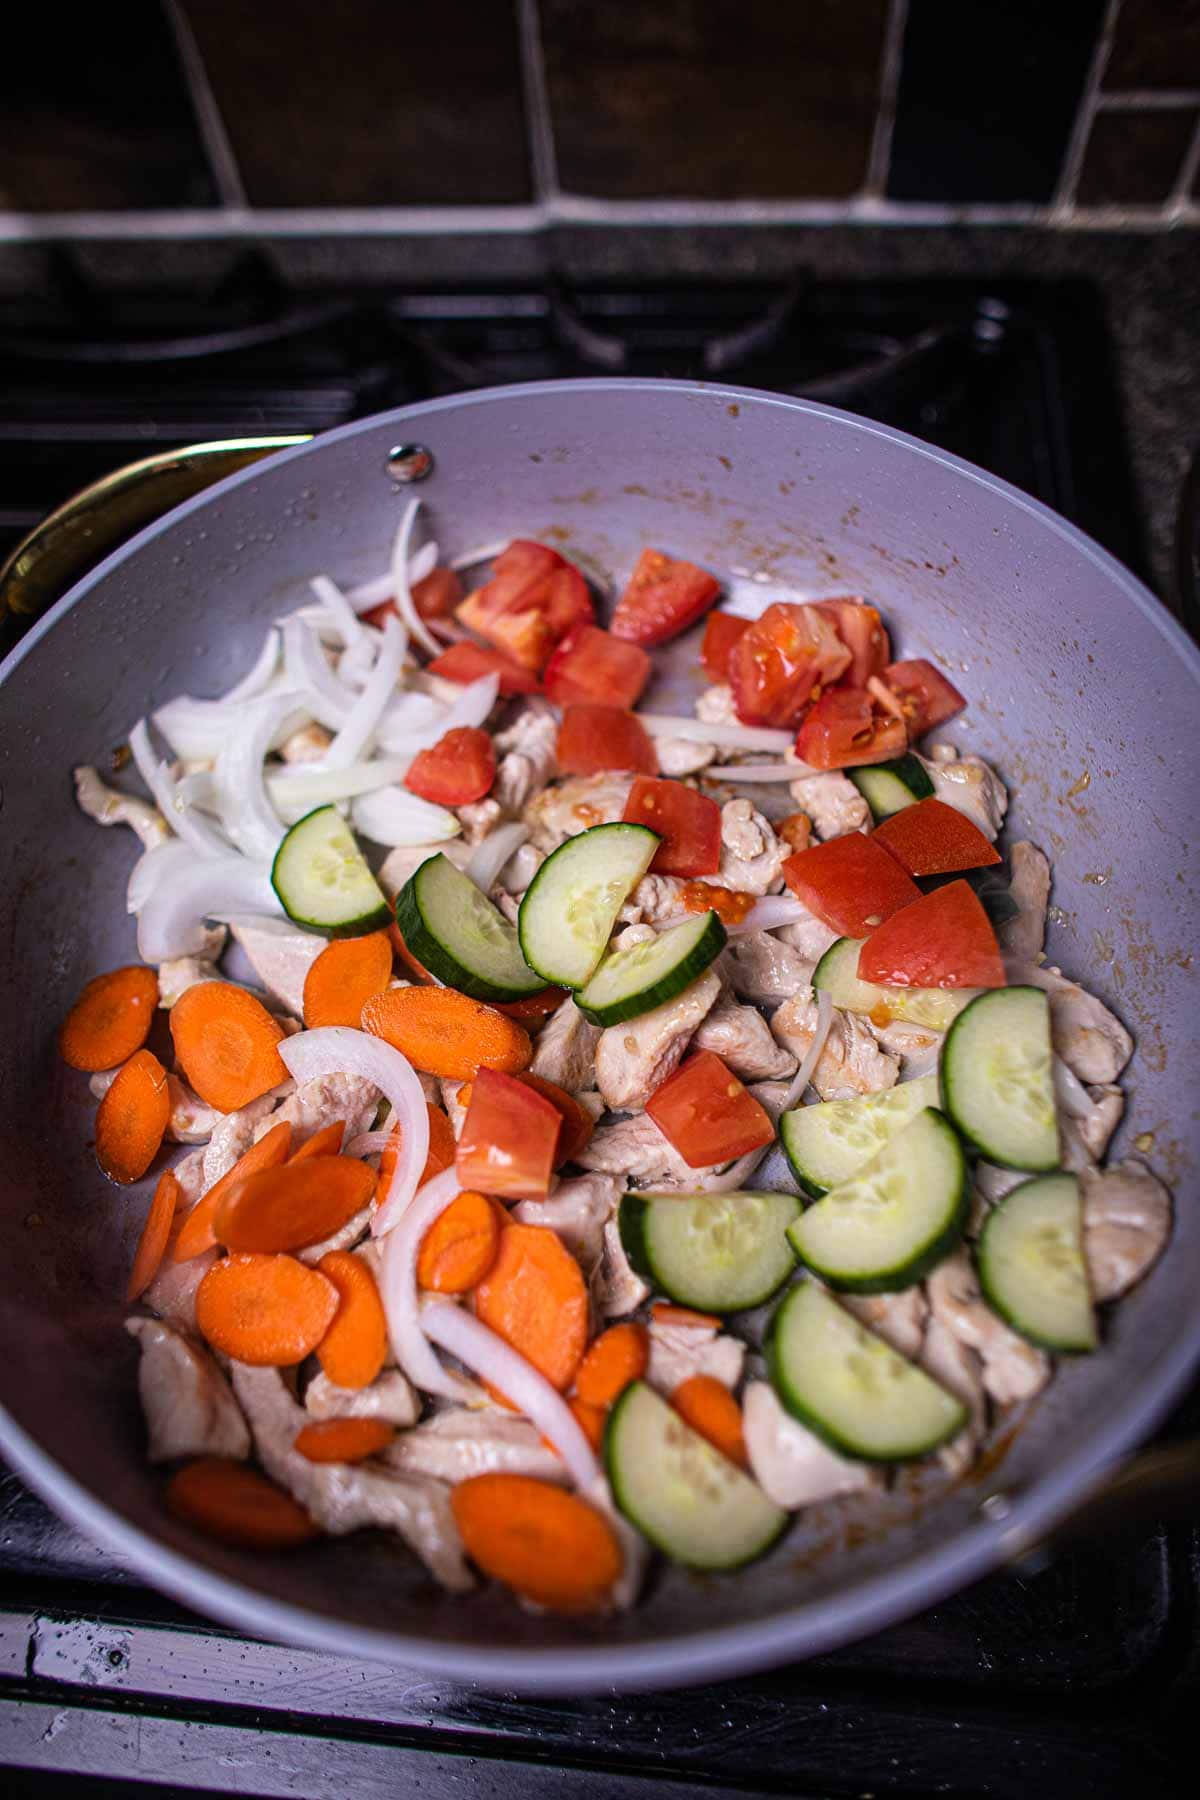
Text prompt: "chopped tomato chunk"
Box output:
[[623, 776, 722, 877], [646, 1051, 775, 1169], [456, 540, 592, 672], [493, 986, 568, 1021], [700, 610, 750, 682], [517, 1072, 594, 1165], [456, 1067, 561, 1198], [881, 659, 966, 736], [426, 640, 541, 697], [794, 686, 907, 770], [610, 548, 721, 646], [362, 564, 464, 629], [543, 623, 651, 709], [727, 602, 852, 727], [557, 704, 657, 776], [782, 835, 920, 939], [404, 727, 495, 806], [857, 880, 1005, 990], [873, 797, 1001, 877], [812, 600, 891, 687]]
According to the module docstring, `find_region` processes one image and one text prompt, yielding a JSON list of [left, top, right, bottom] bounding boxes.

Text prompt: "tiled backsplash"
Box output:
[[0, 0, 1196, 234]]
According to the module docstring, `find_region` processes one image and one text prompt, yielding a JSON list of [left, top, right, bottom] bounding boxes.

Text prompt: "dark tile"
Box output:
[[1077, 105, 1196, 201], [888, 0, 1106, 203], [181, 0, 530, 206], [0, 7, 215, 211], [540, 0, 888, 200], [1104, 0, 1200, 90]]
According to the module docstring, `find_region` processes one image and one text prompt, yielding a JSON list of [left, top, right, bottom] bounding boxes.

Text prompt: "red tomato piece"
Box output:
[[881, 659, 967, 736], [782, 835, 920, 939], [426, 640, 541, 698], [700, 610, 750, 682], [858, 880, 1005, 990], [794, 687, 907, 770], [610, 548, 721, 647], [812, 599, 891, 687], [623, 776, 721, 877], [873, 797, 1001, 877], [543, 623, 651, 710], [456, 1067, 562, 1198], [646, 1051, 775, 1169], [404, 727, 496, 806], [493, 986, 568, 1022], [361, 565, 464, 629], [456, 541, 592, 672], [727, 602, 852, 727], [517, 1072, 594, 1165], [557, 704, 657, 776]]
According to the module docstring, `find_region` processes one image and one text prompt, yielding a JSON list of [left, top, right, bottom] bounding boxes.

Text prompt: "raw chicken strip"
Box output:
[[926, 1248, 1050, 1405], [74, 766, 168, 850], [1080, 1160, 1171, 1303], [126, 1317, 249, 1463], [743, 1382, 879, 1509], [385, 1409, 567, 1485], [772, 994, 899, 1100], [595, 970, 721, 1112]]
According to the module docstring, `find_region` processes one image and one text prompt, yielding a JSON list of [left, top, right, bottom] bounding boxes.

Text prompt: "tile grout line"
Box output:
[[1052, 0, 1123, 213], [863, 0, 910, 199], [161, 0, 246, 211], [1095, 88, 1200, 110], [515, 0, 560, 204], [1167, 113, 1200, 211]]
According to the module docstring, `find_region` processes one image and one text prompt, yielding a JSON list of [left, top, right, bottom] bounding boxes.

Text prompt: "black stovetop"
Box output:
[[0, 261, 1192, 1796]]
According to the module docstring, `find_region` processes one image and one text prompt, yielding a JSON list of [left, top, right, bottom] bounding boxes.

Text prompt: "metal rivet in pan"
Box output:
[[387, 444, 434, 484], [978, 1492, 1011, 1522]]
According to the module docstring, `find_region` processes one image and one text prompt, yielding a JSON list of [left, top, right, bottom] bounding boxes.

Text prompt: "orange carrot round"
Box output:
[[518, 1072, 594, 1165], [303, 931, 394, 1029], [289, 1120, 345, 1162], [473, 1223, 589, 1394], [95, 1048, 171, 1184], [169, 981, 287, 1113], [416, 1190, 502, 1294], [173, 1119, 292, 1263], [126, 1169, 181, 1302], [451, 1474, 622, 1612], [59, 965, 159, 1072], [375, 1101, 456, 1205], [574, 1323, 649, 1410], [293, 1417, 395, 1464], [194, 1252, 338, 1365], [671, 1374, 748, 1469], [214, 1156, 376, 1255], [568, 1396, 606, 1454], [166, 1458, 318, 1549], [361, 985, 531, 1081], [316, 1249, 389, 1390]]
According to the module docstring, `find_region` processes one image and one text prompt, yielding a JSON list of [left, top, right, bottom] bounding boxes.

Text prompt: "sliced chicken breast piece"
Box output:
[[385, 1408, 567, 1485], [1059, 1083, 1124, 1172], [202, 1092, 288, 1188], [595, 970, 721, 1112], [457, 797, 503, 844], [165, 1075, 221, 1145], [999, 841, 1050, 968], [919, 1314, 986, 1479], [693, 993, 798, 1080], [1080, 1159, 1171, 1303], [157, 951, 223, 1009], [1037, 969, 1134, 1085], [926, 1248, 1050, 1406], [695, 683, 738, 726], [786, 771, 869, 840], [743, 1381, 880, 1509], [707, 799, 787, 896], [917, 750, 1008, 841], [777, 912, 841, 969], [656, 737, 716, 776], [74, 765, 168, 850], [645, 1318, 746, 1393], [772, 994, 899, 1100], [524, 774, 634, 852], [530, 996, 603, 1093], [126, 1317, 250, 1463], [593, 1218, 651, 1319], [279, 723, 333, 764], [840, 1288, 929, 1361], [228, 918, 325, 1019], [378, 838, 472, 900], [253, 1071, 380, 1154], [304, 1368, 420, 1427], [721, 930, 812, 1004], [493, 703, 558, 813], [514, 1174, 621, 1274]]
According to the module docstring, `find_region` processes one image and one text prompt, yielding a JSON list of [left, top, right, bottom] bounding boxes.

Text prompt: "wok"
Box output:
[[0, 378, 1198, 1692]]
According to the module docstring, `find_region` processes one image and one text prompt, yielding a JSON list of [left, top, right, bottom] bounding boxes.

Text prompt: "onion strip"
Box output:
[[322, 613, 407, 771], [128, 719, 234, 858], [465, 821, 529, 893], [389, 499, 439, 659], [379, 1170, 476, 1402], [136, 857, 279, 962], [351, 785, 460, 846], [728, 896, 812, 935], [450, 537, 509, 571], [267, 753, 420, 812], [281, 617, 356, 729], [309, 574, 362, 646], [211, 690, 307, 861], [779, 988, 835, 1111], [377, 671, 499, 753], [345, 1130, 393, 1159], [636, 713, 795, 754], [701, 762, 816, 783]]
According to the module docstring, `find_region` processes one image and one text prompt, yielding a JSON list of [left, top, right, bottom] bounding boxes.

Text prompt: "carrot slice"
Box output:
[[517, 1072, 595, 1165], [166, 1458, 319, 1548], [451, 1473, 622, 1613], [214, 1156, 377, 1254], [173, 1119, 292, 1263], [289, 1120, 345, 1162], [417, 1190, 502, 1294], [293, 1417, 395, 1463], [361, 985, 531, 1082], [302, 931, 394, 1029], [126, 1169, 181, 1302], [568, 1397, 606, 1454], [671, 1374, 748, 1470], [195, 1252, 338, 1365], [473, 1223, 589, 1394], [59, 965, 159, 1072], [316, 1248, 389, 1390], [169, 981, 288, 1112], [574, 1323, 649, 1409], [375, 1102, 456, 1205], [650, 1301, 722, 1330], [95, 1049, 171, 1184]]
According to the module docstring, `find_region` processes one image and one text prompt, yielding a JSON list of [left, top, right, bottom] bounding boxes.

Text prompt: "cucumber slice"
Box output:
[[780, 1073, 941, 1198], [813, 935, 975, 1031], [978, 1173, 1097, 1352], [619, 1188, 802, 1312], [394, 852, 543, 1003], [270, 805, 391, 936], [574, 912, 726, 1027], [848, 754, 936, 820], [606, 1380, 786, 1569], [517, 822, 659, 988], [941, 986, 1058, 1171], [785, 1108, 966, 1293], [767, 1281, 967, 1461]]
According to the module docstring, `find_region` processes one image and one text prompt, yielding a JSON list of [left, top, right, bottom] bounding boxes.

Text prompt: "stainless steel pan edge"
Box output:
[[1, 378, 1197, 1693]]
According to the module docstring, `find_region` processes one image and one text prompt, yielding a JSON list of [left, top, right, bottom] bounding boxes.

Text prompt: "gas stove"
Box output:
[[0, 260, 1192, 1797]]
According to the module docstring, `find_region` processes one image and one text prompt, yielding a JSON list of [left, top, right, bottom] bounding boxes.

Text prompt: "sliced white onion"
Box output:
[[129, 719, 235, 857], [136, 858, 280, 962], [351, 785, 460, 846], [279, 1026, 429, 1235], [221, 627, 281, 703], [282, 618, 355, 730], [900, 1043, 943, 1081], [267, 752, 420, 815], [379, 1170, 475, 1402], [153, 683, 289, 761], [466, 821, 529, 893], [377, 672, 499, 753], [390, 498, 439, 659], [701, 761, 816, 783], [427, 618, 473, 646], [174, 769, 219, 814], [779, 988, 835, 1111], [126, 839, 194, 915], [345, 1129, 393, 1159], [450, 537, 509, 571], [637, 713, 794, 754], [423, 1302, 600, 1490], [728, 896, 812, 935], [309, 574, 362, 647], [1053, 1054, 1095, 1120], [345, 541, 438, 613], [338, 636, 377, 689], [212, 690, 307, 861], [322, 613, 407, 771], [867, 674, 907, 722], [377, 690, 444, 738]]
